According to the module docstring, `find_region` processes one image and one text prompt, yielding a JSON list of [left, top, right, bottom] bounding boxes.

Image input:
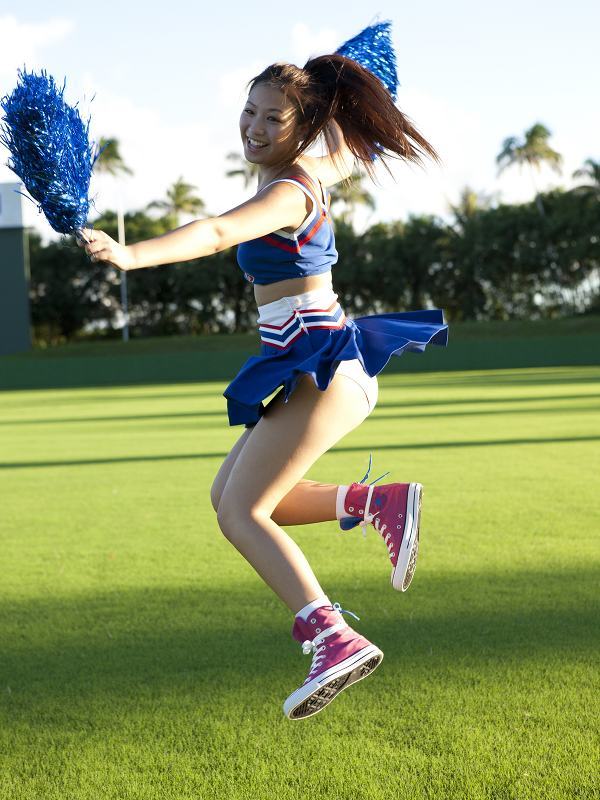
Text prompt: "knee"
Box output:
[[216, 496, 244, 542], [216, 491, 268, 544]]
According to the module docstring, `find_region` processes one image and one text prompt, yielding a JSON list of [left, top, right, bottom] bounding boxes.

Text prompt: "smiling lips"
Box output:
[[247, 137, 268, 150]]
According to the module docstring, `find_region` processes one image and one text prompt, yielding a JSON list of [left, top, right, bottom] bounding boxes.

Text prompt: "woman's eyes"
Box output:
[[244, 109, 281, 123]]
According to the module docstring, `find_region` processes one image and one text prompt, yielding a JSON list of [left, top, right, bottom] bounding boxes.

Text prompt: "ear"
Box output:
[[297, 118, 311, 140]]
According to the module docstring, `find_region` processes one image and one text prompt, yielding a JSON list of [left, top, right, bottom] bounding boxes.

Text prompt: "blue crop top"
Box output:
[[236, 173, 338, 285]]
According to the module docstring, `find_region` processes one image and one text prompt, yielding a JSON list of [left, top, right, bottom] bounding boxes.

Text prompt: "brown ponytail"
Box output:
[[248, 54, 440, 179]]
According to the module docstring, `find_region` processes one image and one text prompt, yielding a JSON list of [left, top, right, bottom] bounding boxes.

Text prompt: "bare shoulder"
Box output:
[[298, 153, 354, 188], [214, 178, 310, 249]]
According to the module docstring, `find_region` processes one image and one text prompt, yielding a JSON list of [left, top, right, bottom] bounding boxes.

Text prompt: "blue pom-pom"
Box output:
[[0, 69, 96, 235], [336, 20, 399, 101]]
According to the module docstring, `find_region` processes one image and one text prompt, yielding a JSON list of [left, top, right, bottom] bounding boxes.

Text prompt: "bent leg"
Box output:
[[211, 428, 340, 526], [212, 363, 378, 520], [217, 374, 371, 614], [272, 480, 338, 525]]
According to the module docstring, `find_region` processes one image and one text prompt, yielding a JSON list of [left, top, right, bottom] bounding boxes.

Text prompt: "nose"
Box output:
[[247, 117, 265, 135]]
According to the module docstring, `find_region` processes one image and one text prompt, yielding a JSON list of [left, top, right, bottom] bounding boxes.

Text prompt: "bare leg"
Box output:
[[212, 430, 340, 526], [216, 374, 371, 614], [272, 480, 338, 525]]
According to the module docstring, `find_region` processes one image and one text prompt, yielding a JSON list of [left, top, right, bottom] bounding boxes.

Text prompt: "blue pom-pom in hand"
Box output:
[[0, 69, 96, 236]]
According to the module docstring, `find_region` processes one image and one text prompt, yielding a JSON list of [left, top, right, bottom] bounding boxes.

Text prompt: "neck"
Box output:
[[257, 161, 299, 191]]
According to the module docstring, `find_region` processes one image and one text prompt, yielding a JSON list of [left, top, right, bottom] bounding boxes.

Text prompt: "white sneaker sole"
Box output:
[[391, 483, 422, 592], [283, 644, 384, 720]]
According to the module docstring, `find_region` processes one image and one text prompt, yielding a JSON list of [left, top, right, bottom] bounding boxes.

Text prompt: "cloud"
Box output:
[[64, 73, 250, 228], [289, 22, 340, 64], [367, 85, 588, 227], [361, 87, 492, 225], [218, 61, 265, 110], [0, 55, 251, 239], [215, 18, 342, 110], [0, 15, 75, 82], [0, 15, 77, 231], [1, 17, 593, 241]]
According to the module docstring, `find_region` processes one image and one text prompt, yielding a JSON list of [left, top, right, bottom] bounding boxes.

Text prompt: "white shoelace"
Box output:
[[358, 484, 396, 555], [301, 604, 361, 678], [353, 456, 397, 557]]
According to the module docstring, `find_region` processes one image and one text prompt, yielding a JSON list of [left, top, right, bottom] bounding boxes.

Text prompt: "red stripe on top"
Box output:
[[257, 173, 329, 255], [297, 209, 327, 246], [264, 205, 327, 250], [262, 234, 302, 254]]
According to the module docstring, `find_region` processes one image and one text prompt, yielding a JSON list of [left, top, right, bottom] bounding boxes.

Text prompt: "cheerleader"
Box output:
[[82, 51, 448, 719]]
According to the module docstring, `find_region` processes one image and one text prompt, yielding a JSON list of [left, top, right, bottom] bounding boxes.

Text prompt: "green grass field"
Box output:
[[1, 326, 599, 799]]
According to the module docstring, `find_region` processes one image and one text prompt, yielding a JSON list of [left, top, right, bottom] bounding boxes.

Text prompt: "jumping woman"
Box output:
[[81, 48, 448, 719]]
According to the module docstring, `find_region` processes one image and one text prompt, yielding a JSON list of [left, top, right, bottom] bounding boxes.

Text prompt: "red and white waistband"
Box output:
[[257, 288, 346, 350]]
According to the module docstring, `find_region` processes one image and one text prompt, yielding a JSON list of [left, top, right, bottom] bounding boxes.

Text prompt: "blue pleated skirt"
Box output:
[[223, 289, 448, 427]]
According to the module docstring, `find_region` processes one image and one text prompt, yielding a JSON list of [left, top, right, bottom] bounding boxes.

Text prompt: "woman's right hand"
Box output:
[[78, 228, 138, 271]]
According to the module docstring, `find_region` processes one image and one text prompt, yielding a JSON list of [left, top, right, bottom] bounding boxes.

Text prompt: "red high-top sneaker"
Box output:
[[283, 602, 383, 720], [340, 459, 422, 592]]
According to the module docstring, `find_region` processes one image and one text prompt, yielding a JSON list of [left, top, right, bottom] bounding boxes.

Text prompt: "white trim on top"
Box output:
[[263, 178, 318, 239]]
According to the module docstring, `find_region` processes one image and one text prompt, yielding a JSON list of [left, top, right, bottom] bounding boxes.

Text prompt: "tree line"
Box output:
[[26, 126, 600, 344]]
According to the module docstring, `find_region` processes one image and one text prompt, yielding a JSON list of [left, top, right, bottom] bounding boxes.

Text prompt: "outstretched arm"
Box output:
[[81, 180, 310, 271]]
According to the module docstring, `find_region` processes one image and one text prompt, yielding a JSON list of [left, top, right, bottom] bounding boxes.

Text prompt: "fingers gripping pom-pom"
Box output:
[[0, 69, 97, 235]]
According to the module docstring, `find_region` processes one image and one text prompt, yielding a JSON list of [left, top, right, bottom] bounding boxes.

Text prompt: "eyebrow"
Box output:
[[246, 101, 283, 113]]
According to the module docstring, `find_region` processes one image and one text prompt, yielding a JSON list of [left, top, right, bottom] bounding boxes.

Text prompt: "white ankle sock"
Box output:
[[296, 595, 331, 621], [335, 485, 349, 519]]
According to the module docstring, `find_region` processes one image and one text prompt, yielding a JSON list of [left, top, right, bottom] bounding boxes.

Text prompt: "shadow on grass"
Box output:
[[1, 567, 598, 717], [412, 370, 600, 388], [2, 394, 599, 429], [2, 434, 599, 471]]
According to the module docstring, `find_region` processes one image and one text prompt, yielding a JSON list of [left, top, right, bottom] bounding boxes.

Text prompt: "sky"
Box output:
[[0, 0, 598, 239]]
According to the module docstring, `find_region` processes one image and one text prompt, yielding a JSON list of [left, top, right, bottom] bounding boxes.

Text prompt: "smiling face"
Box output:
[[239, 82, 303, 169]]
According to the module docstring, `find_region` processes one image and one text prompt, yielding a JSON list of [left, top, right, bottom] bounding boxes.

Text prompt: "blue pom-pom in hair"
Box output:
[[0, 69, 96, 235], [335, 21, 399, 162], [335, 20, 399, 102]]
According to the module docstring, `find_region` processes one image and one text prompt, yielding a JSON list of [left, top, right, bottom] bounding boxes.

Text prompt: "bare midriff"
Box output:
[[253, 271, 334, 306]]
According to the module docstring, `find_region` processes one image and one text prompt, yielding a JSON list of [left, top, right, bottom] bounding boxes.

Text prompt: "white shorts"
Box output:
[[335, 357, 379, 414]]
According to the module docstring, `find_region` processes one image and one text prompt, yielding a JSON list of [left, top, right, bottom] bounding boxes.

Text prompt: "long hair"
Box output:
[[247, 54, 440, 179]]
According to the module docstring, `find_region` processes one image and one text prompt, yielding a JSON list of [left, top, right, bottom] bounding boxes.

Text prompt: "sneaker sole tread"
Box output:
[[284, 646, 383, 720], [391, 483, 422, 592]]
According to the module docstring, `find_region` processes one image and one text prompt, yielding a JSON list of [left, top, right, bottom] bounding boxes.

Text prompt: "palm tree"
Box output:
[[328, 169, 376, 225], [225, 152, 260, 189], [496, 123, 562, 215], [94, 137, 133, 177], [571, 158, 600, 198], [147, 177, 205, 226], [448, 186, 495, 231], [93, 137, 133, 243], [93, 136, 133, 341]]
